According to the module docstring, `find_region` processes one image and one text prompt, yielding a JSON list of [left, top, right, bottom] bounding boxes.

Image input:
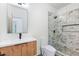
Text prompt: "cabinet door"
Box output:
[[27, 41, 37, 56], [21, 43, 28, 56], [0, 46, 13, 56], [12, 45, 21, 56], [33, 41, 37, 55]]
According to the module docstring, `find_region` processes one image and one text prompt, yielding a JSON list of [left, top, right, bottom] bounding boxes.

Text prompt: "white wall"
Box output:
[[28, 3, 56, 55], [0, 4, 7, 34]]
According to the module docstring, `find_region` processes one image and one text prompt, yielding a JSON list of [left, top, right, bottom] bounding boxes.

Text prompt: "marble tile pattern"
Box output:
[[48, 9, 79, 56]]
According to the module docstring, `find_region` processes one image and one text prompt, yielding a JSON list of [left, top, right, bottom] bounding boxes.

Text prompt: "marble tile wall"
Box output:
[[48, 8, 79, 56]]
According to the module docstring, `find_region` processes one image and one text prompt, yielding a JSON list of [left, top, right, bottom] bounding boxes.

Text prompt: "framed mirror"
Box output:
[[7, 4, 28, 33]]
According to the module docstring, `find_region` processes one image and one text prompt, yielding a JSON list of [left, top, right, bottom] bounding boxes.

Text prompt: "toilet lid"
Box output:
[[42, 45, 56, 52]]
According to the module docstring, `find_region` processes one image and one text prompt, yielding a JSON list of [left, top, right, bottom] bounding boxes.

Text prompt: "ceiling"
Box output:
[[50, 3, 70, 9], [10, 3, 70, 10]]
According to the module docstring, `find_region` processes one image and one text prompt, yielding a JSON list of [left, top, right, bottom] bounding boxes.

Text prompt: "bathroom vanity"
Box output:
[[0, 3, 37, 56], [0, 36, 37, 56]]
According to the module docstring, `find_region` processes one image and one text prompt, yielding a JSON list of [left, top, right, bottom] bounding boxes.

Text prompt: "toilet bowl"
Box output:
[[41, 45, 56, 56]]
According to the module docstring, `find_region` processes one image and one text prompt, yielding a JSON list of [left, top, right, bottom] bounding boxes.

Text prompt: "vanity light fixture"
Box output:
[[18, 3, 30, 9], [10, 3, 30, 9]]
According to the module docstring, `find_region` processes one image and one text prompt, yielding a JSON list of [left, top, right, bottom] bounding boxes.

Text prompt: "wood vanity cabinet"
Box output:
[[27, 41, 37, 56], [21, 43, 28, 56], [0, 41, 37, 56], [12, 45, 22, 56], [22, 41, 37, 56], [0, 46, 13, 56]]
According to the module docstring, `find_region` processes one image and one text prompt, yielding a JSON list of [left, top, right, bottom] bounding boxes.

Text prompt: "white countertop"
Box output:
[[0, 35, 37, 48]]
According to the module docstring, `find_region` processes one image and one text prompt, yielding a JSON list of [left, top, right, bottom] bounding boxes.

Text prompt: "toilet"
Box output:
[[41, 45, 56, 56]]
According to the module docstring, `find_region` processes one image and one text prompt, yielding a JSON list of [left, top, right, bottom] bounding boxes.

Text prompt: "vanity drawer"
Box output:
[[0, 46, 13, 56], [0, 41, 37, 56]]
